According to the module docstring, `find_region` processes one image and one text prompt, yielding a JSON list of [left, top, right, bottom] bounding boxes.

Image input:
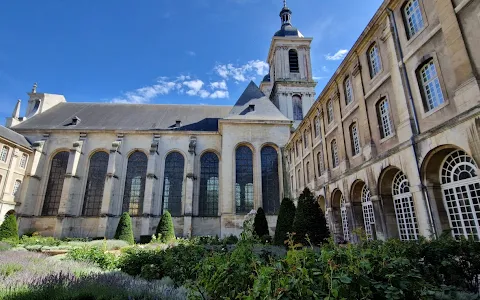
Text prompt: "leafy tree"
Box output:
[[273, 198, 296, 246], [292, 188, 329, 245], [0, 213, 19, 242], [156, 211, 175, 243], [114, 212, 134, 245], [253, 207, 270, 240]]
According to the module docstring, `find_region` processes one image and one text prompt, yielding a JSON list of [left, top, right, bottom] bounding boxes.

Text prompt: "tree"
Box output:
[[273, 198, 296, 246], [114, 212, 134, 245], [253, 207, 270, 240], [292, 188, 330, 246], [0, 213, 19, 242], [156, 211, 175, 243]]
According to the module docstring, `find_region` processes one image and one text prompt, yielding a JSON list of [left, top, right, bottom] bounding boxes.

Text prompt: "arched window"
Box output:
[[350, 122, 360, 156], [314, 116, 321, 138], [316, 151, 324, 176], [377, 98, 393, 139], [368, 43, 382, 78], [327, 100, 334, 124], [303, 130, 309, 149], [122, 151, 148, 216], [293, 95, 303, 120], [19, 154, 28, 169], [392, 171, 419, 241], [289, 49, 299, 73], [344, 76, 354, 105], [12, 180, 21, 197], [82, 151, 109, 216], [236, 146, 254, 213], [306, 161, 311, 183], [0, 146, 9, 162], [440, 150, 480, 241], [42, 151, 69, 216], [296, 140, 301, 157], [340, 194, 350, 242], [417, 59, 444, 112], [331, 140, 339, 168], [199, 152, 219, 216], [297, 168, 302, 189], [162, 152, 185, 216], [361, 185, 375, 240], [261, 146, 280, 214], [403, 0, 424, 39]]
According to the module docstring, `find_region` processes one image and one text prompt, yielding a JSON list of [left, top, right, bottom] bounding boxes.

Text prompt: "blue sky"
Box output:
[[0, 0, 383, 122]]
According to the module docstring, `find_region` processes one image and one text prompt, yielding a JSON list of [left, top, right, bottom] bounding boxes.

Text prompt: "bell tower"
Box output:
[[260, 1, 317, 128]]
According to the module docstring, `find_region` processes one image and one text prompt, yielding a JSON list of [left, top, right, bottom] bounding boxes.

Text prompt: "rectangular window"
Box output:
[[19, 154, 28, 169], [13, 180, 21, 196], [0, 146, 9, 162], [332, 140, 339, 168], [368, 44, 382, 78], [304, 130, 309, 149], [419, 60, 444, 111], [378, 99, 393, 138], [327, 100, 334, 124], [344, 77, 354, 105], [306, 162, 310, 183], [314, 117, 321, 138], [404, 0, 424, 38], [351, 123, 360, 156], [317, 151, 324, 176]]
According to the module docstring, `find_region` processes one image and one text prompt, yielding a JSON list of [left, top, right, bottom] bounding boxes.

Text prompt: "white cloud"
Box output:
[[322, 66, 329, 72], [209, 90, 229, 99], [210, 80, 228, 90], [199, 90, 211, 98], [185, 51, 196, 56], [183, 79, 205, 93], [111, 79, 177, 104], [214, 60, 269, 82], [325, 49, 349, 61]]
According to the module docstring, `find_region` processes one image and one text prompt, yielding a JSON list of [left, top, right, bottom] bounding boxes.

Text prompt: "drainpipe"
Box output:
[[387, 8, 437, 239]]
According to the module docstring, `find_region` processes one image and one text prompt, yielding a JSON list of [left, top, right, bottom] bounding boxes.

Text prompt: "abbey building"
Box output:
[[2, 0, 480, 242]]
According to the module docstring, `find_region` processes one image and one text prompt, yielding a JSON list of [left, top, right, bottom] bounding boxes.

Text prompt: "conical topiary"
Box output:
[[273, 198, 296, 246], [156, 211, 175, 243], [253, 207, 270, 239], [114, 212, 134, 245], [0, 213, 19, 242], [292, 188, 330, 246]]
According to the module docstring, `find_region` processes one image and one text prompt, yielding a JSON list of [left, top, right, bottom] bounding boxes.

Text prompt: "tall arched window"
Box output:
[[368, 43, 382, 78], [289, 49, 299, 73], [403, 0, 424, 39], [42, 151, 69, 216], [236, 146, 254, 214], [344, 76, 354, 105], [306, 161, 311, 183], [314, 116, 321, 138], [297, 168, 302, 189], [293, 95, 303, 120], [327, 100, 334, 124], [340, 194, 350, 242], [350, 122, 360, 156], [440, 150, 480, 241], [122, 151, 148, 216], [261, 146, 280, 214], [331, 140, 339, 168], [377, 98, 393, 139], [82, 151, 109, 216], [392, 171, 419, 241], [361, 185, 375, 240], [316, 151, 324, 176], [0, 146, 9, 162], [199, 152, 219, 216], [417, 59, 444, 112], [162, 152, 185, 216], [303, 130, 309, 148]]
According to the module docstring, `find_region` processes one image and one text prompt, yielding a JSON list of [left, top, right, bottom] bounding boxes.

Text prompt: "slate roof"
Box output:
[[12, 103, 232, 132], [0, 126, 32, 149], [274, 25, 303, 37], [225, 81, 290, 122]]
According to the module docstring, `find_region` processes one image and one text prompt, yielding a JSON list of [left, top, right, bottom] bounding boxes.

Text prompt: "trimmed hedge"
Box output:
[[253, 207, 269, 239], [114, 213, 134, 245], [156, 211, 175, 243], [292, 188, 329, 245], [273, 198, 296, 246], [0, 214, 19, 242]]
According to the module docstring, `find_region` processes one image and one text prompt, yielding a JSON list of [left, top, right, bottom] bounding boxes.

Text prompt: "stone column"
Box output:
[[142, 137, 160, 237], [58, 140, 84, 216], [255, 146, 263, 209], [370, 195, 387, 241], [183, 136, 197, 237]]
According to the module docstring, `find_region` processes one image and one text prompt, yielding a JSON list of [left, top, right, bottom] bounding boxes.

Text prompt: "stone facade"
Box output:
[[287, 0, 480, 242]]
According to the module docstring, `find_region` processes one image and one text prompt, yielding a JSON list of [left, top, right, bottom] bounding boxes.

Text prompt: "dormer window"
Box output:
[[289, 49, 299, 73]]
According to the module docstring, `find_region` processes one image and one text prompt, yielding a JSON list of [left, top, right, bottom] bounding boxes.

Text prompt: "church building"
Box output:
[[2, 0, 480, 243]]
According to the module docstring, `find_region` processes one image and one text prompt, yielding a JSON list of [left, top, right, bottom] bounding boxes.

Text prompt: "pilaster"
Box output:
[[183, 136, 197, 237], [57, 140, 84, 216], [19, 141, 45, 216], [143, 135, 160, 217], [100, 139, 123, 216]]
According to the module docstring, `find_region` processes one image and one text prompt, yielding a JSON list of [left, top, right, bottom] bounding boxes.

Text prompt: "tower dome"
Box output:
[[274, 0, 303, 37]]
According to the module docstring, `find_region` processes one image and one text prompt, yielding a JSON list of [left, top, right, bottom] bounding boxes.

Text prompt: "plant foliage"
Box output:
[[0, 214, 19, 243], [114, 213, 134, 245], [156, 211, 175, 243], [273, 197, 296, 246], [253, 207, 270, 240]]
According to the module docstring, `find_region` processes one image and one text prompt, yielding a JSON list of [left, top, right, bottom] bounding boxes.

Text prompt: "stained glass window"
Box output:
[[162, 152, 185, 216], [82, 151, 109, 216]]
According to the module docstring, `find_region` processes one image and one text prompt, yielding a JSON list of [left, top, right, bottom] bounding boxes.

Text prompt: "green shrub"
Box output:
[[20, 235, 61, 247], [0, 263, 22, 277], [156, 211, 175, 243], [273, 197, 296, 246], [292, 188, 329, 246], [67, 246, 117, 270], [114, 212, 134, 245], [0, 214, 19, 242], [253, 207, 270, 240], [0, 241, 12, 252]]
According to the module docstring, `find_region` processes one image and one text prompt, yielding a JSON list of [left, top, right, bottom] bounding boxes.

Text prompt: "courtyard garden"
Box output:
[[0, 188, 479, 299]]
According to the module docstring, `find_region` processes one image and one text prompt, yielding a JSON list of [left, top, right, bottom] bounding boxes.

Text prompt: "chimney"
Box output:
[[175, 120, 182, 128], [248, 104, 255, 112]]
